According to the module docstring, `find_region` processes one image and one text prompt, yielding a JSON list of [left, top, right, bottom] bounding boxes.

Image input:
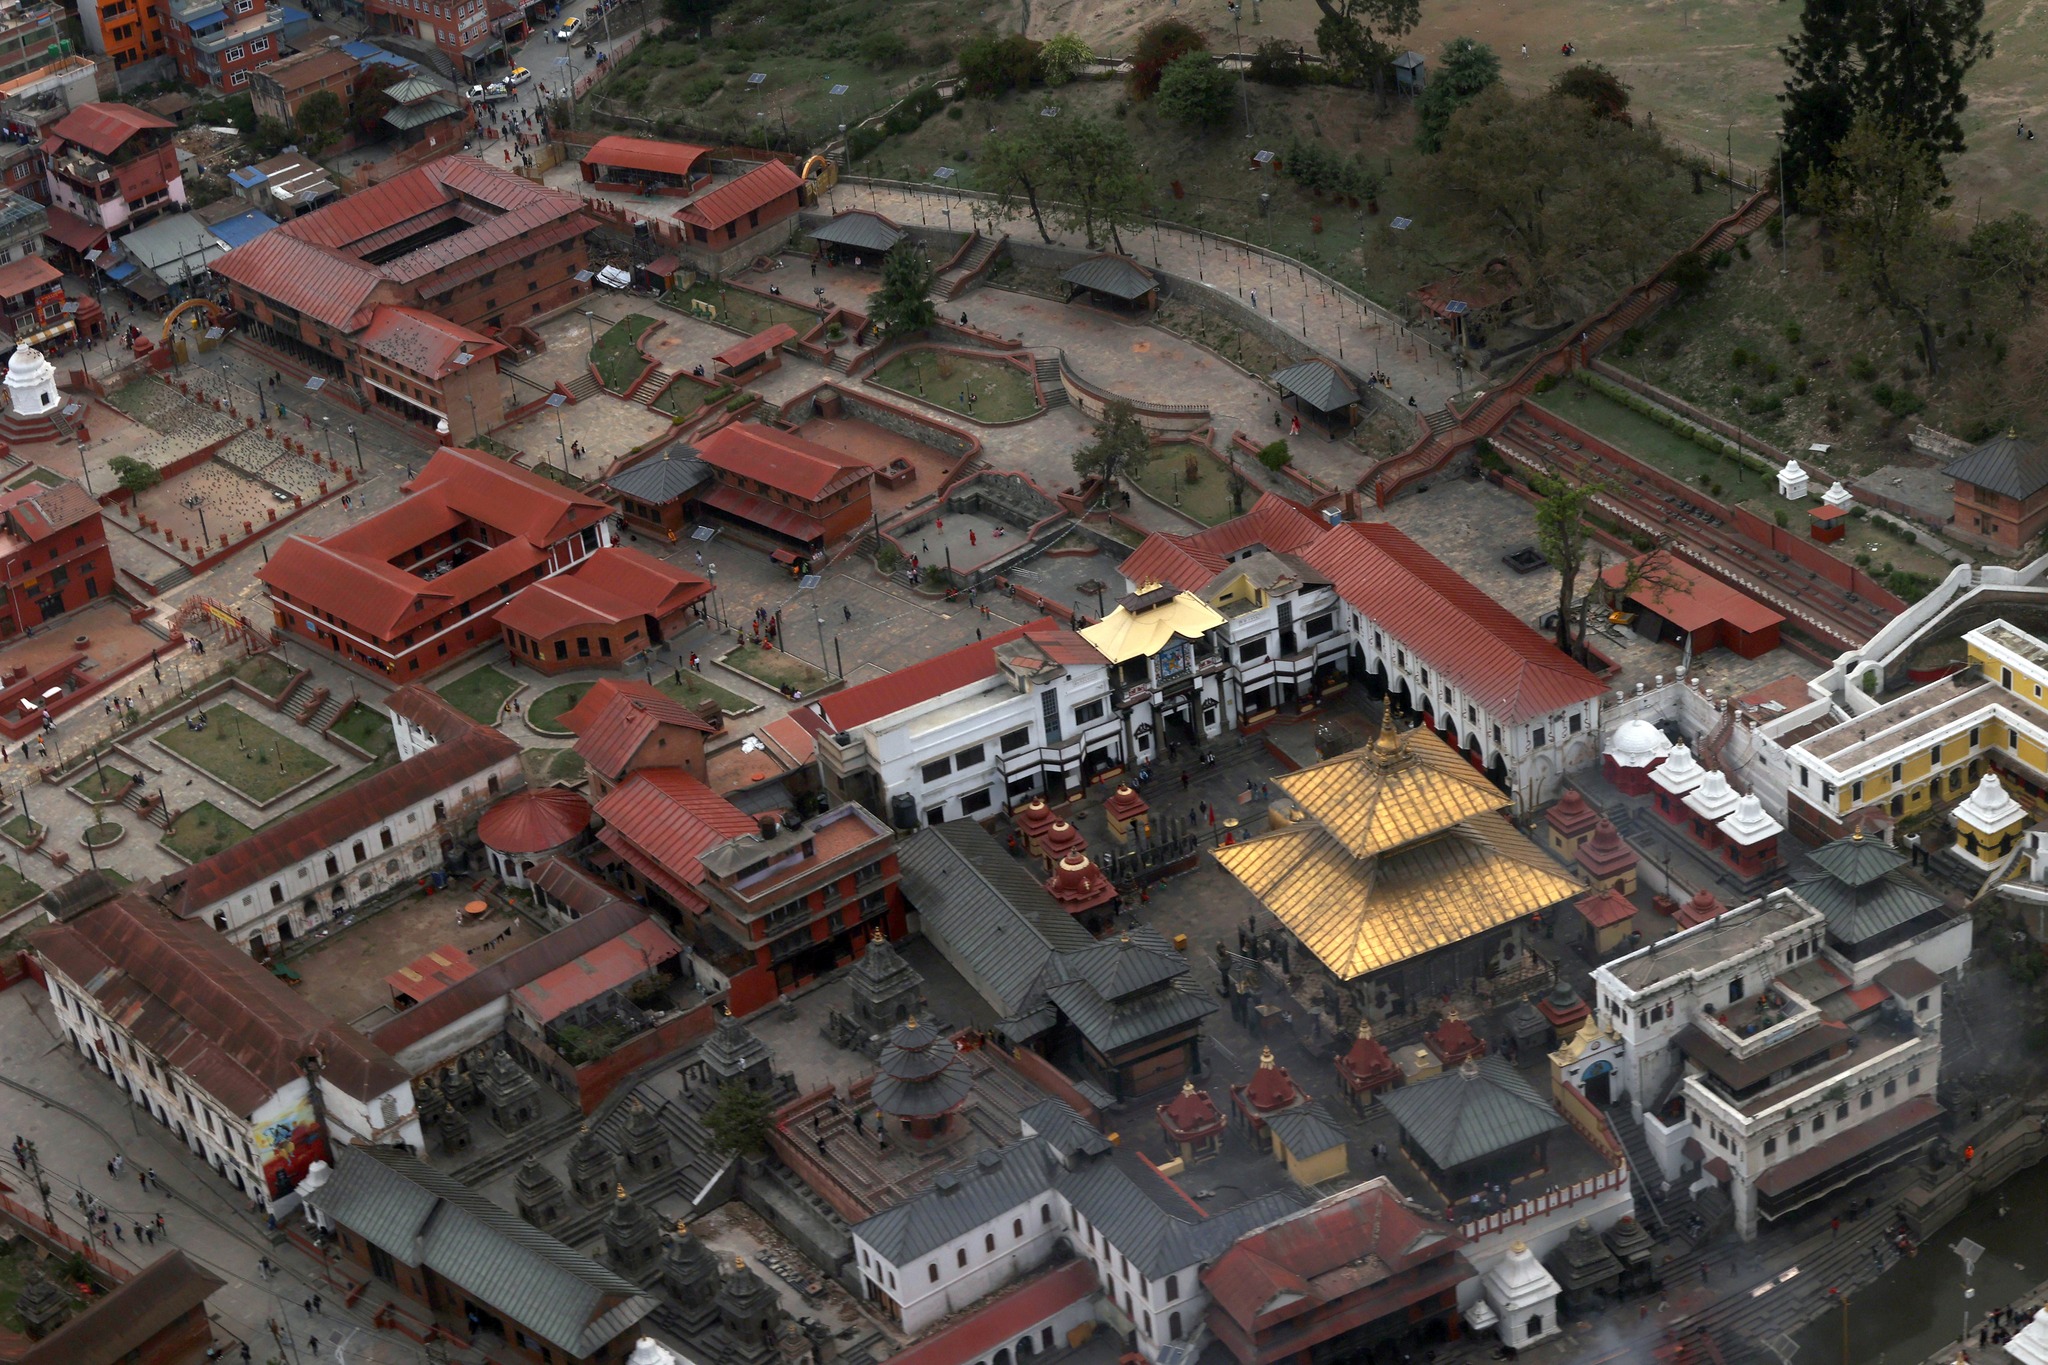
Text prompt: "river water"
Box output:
[[1792, 1158, 2048, 1365]]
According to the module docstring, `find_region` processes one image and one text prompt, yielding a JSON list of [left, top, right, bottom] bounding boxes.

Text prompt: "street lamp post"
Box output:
[[320, 415, 336, 464], [183, 493, 210, 547], [1230, 1, 1252, 139], [580, 310, 599, 350], [1773, 129, 1790, 275], [346, 423, 363, 471]]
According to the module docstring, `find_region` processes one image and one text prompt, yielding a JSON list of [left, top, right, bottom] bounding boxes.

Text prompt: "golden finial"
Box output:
[[615, 1183, 628, 1200], [674, 1218, 689, 1234], [1372, 695, 1406, 764], [1257, 1046, 1277, 1068], [1181, 1080, 1197, 1097], [1356, 1018, 1374, 1040]]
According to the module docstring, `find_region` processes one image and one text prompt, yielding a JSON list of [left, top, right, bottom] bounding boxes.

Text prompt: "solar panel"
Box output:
[[829, 83, 849, 95]]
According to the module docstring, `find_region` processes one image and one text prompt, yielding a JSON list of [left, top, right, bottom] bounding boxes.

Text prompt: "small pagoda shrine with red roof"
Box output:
[[1013, 797, 1058, 855], [1038, 819, 1087, 870], [1575, 819, 1639, 894], [1045, 852, 1119, 935], [1231, 1046, 1310, 1135], [1334, 1018, 1401, 1112], [1544, 790, 1599, 860], [870, 1017, 971, 1149], [1103, 784, 1150, 843], [1670, 886, 1727, 930], [1571, 887, 1637, 958], [1534, 980, 1591, 1035], [1425, 1011, 1487, 1068], [1156, 1080, 1226, 1163]]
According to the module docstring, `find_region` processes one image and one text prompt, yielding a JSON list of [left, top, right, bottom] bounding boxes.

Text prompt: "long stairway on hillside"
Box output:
[[934, 233, 1000, 301]]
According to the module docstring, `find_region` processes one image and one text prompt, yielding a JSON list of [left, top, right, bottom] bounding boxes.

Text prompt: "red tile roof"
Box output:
[[512, 917, 681, 1022], [1602, 551, 1785, 635], [214, 229, 389, 331], [1752, 1095, 1938, 1197], [0, 480, 99, 542], [45, 101, 173, 157], [16, 1251, 223, 1365], [1203, 1182, 1468, 1340], [173, 725, 520, 918], [357, 305, 504, 380], [574, 691, 716, 781], [478, 787, 592, 854], [383, 683, 484, 744], [677, 158, 804, 231], [712, 323, 798, 369], [383, 943, 478, 1004], [882, 1262, 1097, 1365], [594, 769, 757, 910], [696, 481, 828, 543], [1119, 492, 1327, 593], [585, 135, 712, 179], [31, 895, 409, 1114], [0, 254, 61, 300], [1302, 521, 1605, 723], [44, 206, 106, 253], [814, 619, 1051, 731], [557, 677, 675, 733], [694, 423, 874, 503], [1574, 887, 1637, 929], [494, 545, 709, 640]]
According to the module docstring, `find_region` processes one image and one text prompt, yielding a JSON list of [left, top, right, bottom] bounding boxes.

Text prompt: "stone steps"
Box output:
[[564, 371, 602, 403], [445, 1110, 585, 1186]]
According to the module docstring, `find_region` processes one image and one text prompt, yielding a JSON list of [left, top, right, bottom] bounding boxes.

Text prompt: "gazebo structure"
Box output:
[[478, 787, 593, 888], [1156, 1080, 1226, 1163], [1334, 1018, 1401, 1111], [870, 1017, 971, 1147], [807, 209, 905, 266], [711, 323, 798, 383], [1060, 254, 1158, 312], [1270, 358, 1363, 433], [1379, 1056, 1566, 1203]]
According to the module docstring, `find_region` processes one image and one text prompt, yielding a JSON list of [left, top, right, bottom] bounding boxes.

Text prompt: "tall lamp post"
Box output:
[[1773, 128, 1790, 275], [1229, 0, 1252, 139], [346, 423, 363, 471], [319, 415, 336, 464], [546, 391, 569, 474], [1954, 1238, 1985, 1355], [182, 493, 210, 547]]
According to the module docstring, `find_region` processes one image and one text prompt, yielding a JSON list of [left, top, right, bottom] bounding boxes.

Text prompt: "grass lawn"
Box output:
[[722, 641, 831, 694], [70, 767, 142, 805], [654, 377, 727, 419], [0, 815, 37, 847], [436, 665, 520, 724], [871, 349, 1041, 422], [0, 861, 42, 911], [235, 653, 299, 699], [6, 466, 62, 489], [664, 281, 821, 337], [592, 315, 657, 393], [82, 821, 122, 848], [1126, 444, 1254, 527], [524, 748, 590, 784], [329, 701, 395, 756], [155, 704, 336, 802], [162, 801, 255, 863]]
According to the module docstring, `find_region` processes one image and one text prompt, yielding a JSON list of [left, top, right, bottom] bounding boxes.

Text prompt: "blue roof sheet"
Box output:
[[228, 165, 267, 188], [103, 260, 138, 282], [209, 209, 278, 250]]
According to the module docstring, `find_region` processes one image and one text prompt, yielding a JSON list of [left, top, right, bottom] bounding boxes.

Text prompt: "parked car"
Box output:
[[554, 15, 580, 38], [468, 81, 512, 101], [506, 64, 531, 85]]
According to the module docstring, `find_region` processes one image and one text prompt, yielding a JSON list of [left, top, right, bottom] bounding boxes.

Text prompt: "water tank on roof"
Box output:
[[890, 792, 918, 831]]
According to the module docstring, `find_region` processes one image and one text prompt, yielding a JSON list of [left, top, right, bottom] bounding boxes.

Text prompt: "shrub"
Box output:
[[1708, 248, 1731, 270], [1792, 375, 1809, 396], [1129, 18, 1205, 98], [1849, 355, 1877, 382], [1668, 250, 1710, 296], [1774, 508, 1789, 527], [946, 104, 964, 119], [1783, 321, 1803, 345], [958, 33, 1039, 97], [877, 544, 901, 571], [1248, 38, 1305, 85], [1155, 51, 1235, 127], [1258, 440, 1292, 469], [1532, 373, 1559, 394], [1037, 32, 1093, 86], [1730, 345, 1751, 369], [857, 31, 911, 68]]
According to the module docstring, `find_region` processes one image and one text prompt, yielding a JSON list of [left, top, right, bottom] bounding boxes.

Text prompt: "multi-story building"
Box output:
[[170, 684, 522, 957], [214, 156, 595, 406], [0, 255, 70, 345], [249, 45, 359, 124], [0, 480, 114, 638], [690, 422, 875, 554], [812, 620, 1120, 827], [32, 885, 422, 1210], [164, 0, 284, 90], [593, 771, 903, 1014], [361, 0, 499, 80], [79, 0, 167, 70], [0, 56, 103, 132], [40, 101, 184, 258], [1580, 843, 1962, 1239], [258, 446, 616, 679], [0, 5, 75, 88], [1943, 430, 2048, 554]]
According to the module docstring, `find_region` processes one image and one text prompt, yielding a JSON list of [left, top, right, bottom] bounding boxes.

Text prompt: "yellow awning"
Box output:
[[1078, 590, 1226, 664]]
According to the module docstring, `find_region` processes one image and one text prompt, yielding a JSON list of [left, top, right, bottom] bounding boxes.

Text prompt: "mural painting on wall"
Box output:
[[256, 1094, 329, 1197]]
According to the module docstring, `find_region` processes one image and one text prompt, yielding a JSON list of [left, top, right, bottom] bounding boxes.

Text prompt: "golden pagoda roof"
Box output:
[[1212, 810, 1582, 980], [1079, 588, 1227, 664], [1275, 707, 1510, 859]]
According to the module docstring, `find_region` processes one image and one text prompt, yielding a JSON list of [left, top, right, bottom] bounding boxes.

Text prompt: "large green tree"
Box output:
[[868, 245, 937, 338], [1777, 0, 1868, 205], [958, 33, 1040, 97], [703, 1081, 774, 1158], [981, 130, 1055, 243], [1414, 37, 1500, 152], [1073, 399, 1151, 490], [1531, 474, 1601, 658], [1155, 51, 1236, 128], [1967, 212, 2048, 316], [294, 89, 346, 151], [1808, 114, 1953, 374], [1310, 0, 1420, 95], [1037, 116, 1146, 251]]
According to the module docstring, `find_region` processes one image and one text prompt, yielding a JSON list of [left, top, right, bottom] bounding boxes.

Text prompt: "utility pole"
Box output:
[[21, 1140, 54, 1230]]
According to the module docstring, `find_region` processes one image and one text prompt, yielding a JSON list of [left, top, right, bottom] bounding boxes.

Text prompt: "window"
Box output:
[[1907, 1066, 1921, 1086], [1012, 1219, 1023, 1238], [324, 854, 339, 877], [960, 789, 993, 815], [1569, 713, 1583, 733], [1860, 1091, 1873, 1109], [984, 1234, 996, 1253], [956, 743, 986, 768], [1040, 1204, 1051, 1225], [1837, 1103, 1850, 1121], [1764, 1137, 1776, 1156], [1001, 728, 1031, 753], [353, 841, 366, 863], [554, 640, 568, 660], [269, 883, 284, 905], [1532, 726, 1546, 748], [1304, 612, 1333, 637], [225, 43, 244, 58], [1813, 1111, 1826, 1133], [957, 1249, 967, 1268], [928, 1264, 939, 1282], [1074, 700, 1105, 724], [380, 829, 394, 850], [921, 757, 952, 783], [1884, 1078, 1897, 1097], [1165, 1275, 1179, 1300], [251, 34, 268, 49], [1238, 637, 1269, 663]]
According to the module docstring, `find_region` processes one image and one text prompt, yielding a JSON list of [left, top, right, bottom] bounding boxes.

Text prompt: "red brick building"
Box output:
[[258, 445, 615, 679], [563, 679, 717, 797], [12, 1251, 224, 1365], [594, 770, 904, 1014], [675, 158, 804, 276], [213, 157, 594, 413], [163, 0, 284, 92], [0, 480, 114, 639], [249, 46, 361, 126], [41, 103, 184, 258], [1944, 429, 2048, 553], [691, 422, 874, 553], [361, 0, 501, 79], [495, 544, 708, 675], [1203, 1180, 1473, 1365]]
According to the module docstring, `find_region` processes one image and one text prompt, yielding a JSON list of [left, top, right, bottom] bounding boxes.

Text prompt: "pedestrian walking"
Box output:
[[147, 1168, 157, 1190], [155, 1213, 164, 1232], [138, 1171, 147, 1191], [113, 1223, 123, 1241], [312, 1295, 322, 1315], [843, 604, 852, 622], [133, 1222, 143, 1242], [1250, 288, 1257, 310], [304, 1300, 313, 1317], [308, 1337, 319, 1356], [1831, 1216, 1840, 1237]]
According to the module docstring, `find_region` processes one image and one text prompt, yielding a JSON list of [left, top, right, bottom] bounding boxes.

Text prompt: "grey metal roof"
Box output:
[[607, 448, 709, 504], [305, 1147, 656, 1355], [809, 211, 904, 253], [1265, 1103, 1348, 1160], [853, 1140, 1061, 1263], [1061, 254, 1156, 301], [1944, 431, 2048, 501], [1271, 359, 1361, 413], [1018, 1098, 1110, 1160], [385, 99, 460, 131], [1377, 1056, 1565, 1169], [1788, 867, 1944, 949], [1043, 973, 1217, 1052], [1059, 931, 1186, 1001], [1805, 835, 1908, 888]]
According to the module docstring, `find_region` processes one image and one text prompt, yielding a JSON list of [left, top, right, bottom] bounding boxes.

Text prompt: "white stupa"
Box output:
[[1953, 771, 2028, 870], [1605, 717, 1671, 770], [5, 344, 57, 417], [1777, 458, 1809, 500], [1683, 769, 1741, 823], [1821, 480, 1855, 510], [1480, 1241, 1561, 1349], [1649, 743, 1705, 799]]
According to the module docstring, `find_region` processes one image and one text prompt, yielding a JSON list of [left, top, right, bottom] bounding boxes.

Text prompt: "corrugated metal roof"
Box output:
[[46, 101, 173, 156], [1018, 1098, 1110, 1159], [855, 1140, 1061, 1263], [477, 787, 591, 854], [678, 158, 804, 231], [1264, 1102, 1349, 1159], [809, 210, 904, 253], [607, 447, 709, 504], [1061, 253, 1155, 300], [1376, 1056, 1564, 1169], [585, 135, 712, 179], [306, 1147, 656, 1354], [1271, 358, 1360, 412], [1787, 867, 1944, 948], [593, 769, 758, 896], [1944, 431, 2048, 501], [16, 1252, 224, 1365]]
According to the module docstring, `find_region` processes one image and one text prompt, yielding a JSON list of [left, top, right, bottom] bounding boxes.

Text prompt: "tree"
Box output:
[[1531, 474, 1603, 658], [1807, 114, 1952, 374], [1249, 39, 1307, 86], [1414, 37, 1500, 152], [1155, 52, 1235, 128], [702, 1081, 774, 1158], [1037, 116, 1146, 251], [1437, 86, 1688, 321], [1550, 62, 1630, 121], [294, 90, 345, 151], [958, 33, 1039, 97], [1310, 0, 1419, 95], [1073, 399, 1151, 490], [858, 32, 911, 69], [981, 130, 1055, 243], [1777, 0, 1867, 204], [867, 245, 936, 338], [109, 456, 159, 497], [1038, 32, 1093, 87], [1967, 212, 2048, 316], [1129, 18, 1205, 99]]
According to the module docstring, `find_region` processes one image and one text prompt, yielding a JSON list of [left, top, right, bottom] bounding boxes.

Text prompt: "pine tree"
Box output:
[[1777, 0, 1867, 207]]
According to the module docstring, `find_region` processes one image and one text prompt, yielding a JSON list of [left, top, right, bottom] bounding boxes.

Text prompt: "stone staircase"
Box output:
[[1034, 356, 1070, 410], [307, 692, 348, 732], [628, 366, 675, 405], [934, 233, 1000, 301], [447, 1110, 586, 1187], [1424, 406, 1457, 436], [1608, 1106, 1683, 1237], [151, 564, 194, 592], [564, 371, 601, 403], [121, 781, 174, 830]]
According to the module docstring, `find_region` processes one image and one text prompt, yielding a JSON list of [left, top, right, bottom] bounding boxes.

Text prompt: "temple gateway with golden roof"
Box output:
[[1214, 705, 1584, 1010]]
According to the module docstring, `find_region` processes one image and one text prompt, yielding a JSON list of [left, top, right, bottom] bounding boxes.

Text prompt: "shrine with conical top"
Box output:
[[871, 1017, 971, 1146]]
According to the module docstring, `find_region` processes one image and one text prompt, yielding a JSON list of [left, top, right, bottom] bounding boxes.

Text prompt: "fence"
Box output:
[[0, 1187, 135, 1283], [1454, 1164, 1628, 1238]]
